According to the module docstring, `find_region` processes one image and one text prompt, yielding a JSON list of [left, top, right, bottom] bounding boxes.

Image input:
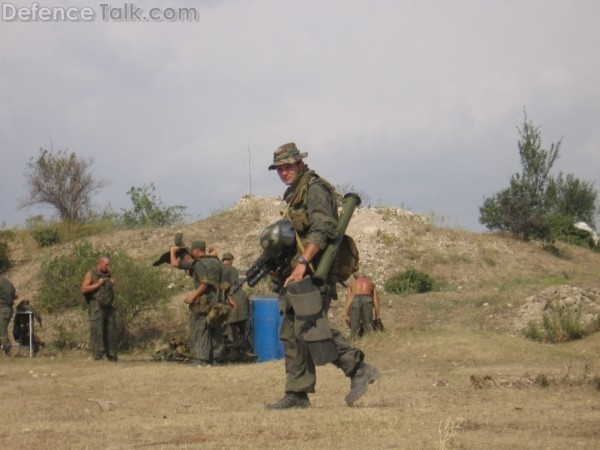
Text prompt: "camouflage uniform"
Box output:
[[85, 270, 118, 360], [221, 260, 250, 352], [179, 255, 225, 363], [349, 295, 374, 338], [277, 164, 364, 394], [0, 276, 17, 355]]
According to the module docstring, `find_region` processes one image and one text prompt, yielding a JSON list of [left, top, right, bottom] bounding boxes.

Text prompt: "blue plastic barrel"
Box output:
[[251, 296, 284, 362]]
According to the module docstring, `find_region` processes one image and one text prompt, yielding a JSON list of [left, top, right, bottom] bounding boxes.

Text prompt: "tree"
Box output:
[[480, 112, 598, 242], [20, 148, 107, 222], [121, 182, 187, 228]]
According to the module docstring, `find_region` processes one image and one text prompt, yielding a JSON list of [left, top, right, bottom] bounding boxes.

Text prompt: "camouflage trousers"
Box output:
[[0, 304, 13, 355], [88, 301, 118, 360], [189, 312, 225, 362], [278, 290, 364, 394], [349, 295, 374, 338]]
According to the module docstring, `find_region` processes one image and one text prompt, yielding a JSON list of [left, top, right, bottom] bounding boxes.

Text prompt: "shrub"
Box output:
[[0, 241, 10, 273], [384, 268, 434, 295], [120, 182, 187, 228], [524, 309, 585, 343], [52, 323, 82, 351], [0, 230, 15, 273], [33, 227, 60, 247], [36, 240, 98, 311], [523, 321, 543, 342]]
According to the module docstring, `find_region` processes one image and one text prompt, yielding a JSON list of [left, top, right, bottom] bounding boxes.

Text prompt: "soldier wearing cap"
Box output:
[[265, 142, 379, 409], [0, 275, 18, 357], [221, 252, 251, 356], [170, 240, 235, 366]]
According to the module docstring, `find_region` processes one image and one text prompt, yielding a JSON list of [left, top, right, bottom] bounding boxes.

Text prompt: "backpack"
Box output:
[[327, 234, 360, 284], [284, 170, 360, 284]]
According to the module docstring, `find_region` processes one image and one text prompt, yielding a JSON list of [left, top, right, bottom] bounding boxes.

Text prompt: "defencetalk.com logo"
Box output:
[[1, 2, 201, 22]]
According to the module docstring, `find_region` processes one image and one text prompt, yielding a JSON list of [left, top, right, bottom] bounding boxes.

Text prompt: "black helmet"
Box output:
[[260, 220, 295, 257]]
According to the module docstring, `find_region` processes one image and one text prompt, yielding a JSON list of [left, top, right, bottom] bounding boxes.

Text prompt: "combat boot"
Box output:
[[345, 363, 380, 406], [266, 392, 311, 410]]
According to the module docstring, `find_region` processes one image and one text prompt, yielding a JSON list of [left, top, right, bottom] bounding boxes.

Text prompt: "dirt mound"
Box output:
[[3, 194, 600, 341], [515, 285, 600, 332]]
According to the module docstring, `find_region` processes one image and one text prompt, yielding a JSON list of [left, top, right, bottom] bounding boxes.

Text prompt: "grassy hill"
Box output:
[[1, 196, 600, 449]]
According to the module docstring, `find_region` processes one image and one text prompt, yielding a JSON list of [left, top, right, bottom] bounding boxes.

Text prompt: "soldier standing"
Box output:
[[81, 256, 118, 361], [221, 252, 251, 355], [0, 275, 18, 357], [265, 142, 379, 409]]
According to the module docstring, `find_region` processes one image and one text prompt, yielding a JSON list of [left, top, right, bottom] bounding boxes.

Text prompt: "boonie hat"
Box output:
[[268, 142, 308, 170], [222, 252, 234, 261], [190, 240, 206, 251]]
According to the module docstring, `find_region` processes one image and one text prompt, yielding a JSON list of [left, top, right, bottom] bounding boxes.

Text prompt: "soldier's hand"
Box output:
[[183, 295, 195, 305], [227, 296, 237, 310], [284, 263, 306, 287]]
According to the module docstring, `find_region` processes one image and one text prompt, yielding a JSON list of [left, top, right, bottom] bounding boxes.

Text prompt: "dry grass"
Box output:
[[2, 315, 600, 449]]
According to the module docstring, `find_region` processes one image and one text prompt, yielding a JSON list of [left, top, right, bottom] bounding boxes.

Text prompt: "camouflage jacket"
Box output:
[[283, 166, 339, 261], [180, 255, 222, 298]]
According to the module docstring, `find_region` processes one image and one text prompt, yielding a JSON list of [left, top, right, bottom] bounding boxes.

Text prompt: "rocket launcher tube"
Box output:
[[312, 193, 361, 286]]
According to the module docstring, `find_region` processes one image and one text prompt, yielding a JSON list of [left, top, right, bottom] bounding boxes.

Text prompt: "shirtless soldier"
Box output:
[[345, 273, 381, 338]]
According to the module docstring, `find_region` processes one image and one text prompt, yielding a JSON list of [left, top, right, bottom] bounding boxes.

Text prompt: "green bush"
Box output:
[[524, 309, 585, 343], [0, 230, 15, 273], [384, 268, 434, 295], [0, 241, 10, 273], [52, 323, 81, 351], [37, 240, 172, 348], [542, 309, 584, 342], [120, 182, 187, 228], [33, 227, 60, 247], [36, 240, 98, 311]]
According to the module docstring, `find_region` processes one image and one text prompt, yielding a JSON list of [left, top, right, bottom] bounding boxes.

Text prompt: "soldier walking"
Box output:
[[265, 142, 379, 409]]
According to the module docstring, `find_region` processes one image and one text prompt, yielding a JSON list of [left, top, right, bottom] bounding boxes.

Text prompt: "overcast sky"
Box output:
[[1, 0, 599, 231]]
